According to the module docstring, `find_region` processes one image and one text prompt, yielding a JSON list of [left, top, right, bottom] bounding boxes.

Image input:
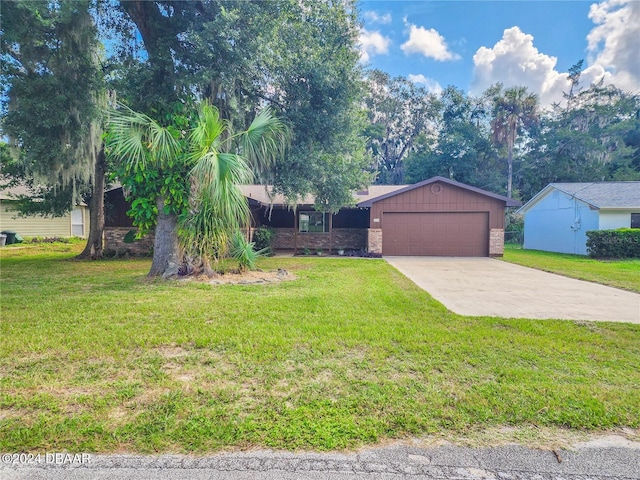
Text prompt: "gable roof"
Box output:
[[518, 182, 640, 213], [356, 176, 521, 208], [240, 184, 407, 207]]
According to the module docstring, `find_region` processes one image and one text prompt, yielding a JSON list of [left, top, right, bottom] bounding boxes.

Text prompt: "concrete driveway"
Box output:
[[385, 257, 640, 323]]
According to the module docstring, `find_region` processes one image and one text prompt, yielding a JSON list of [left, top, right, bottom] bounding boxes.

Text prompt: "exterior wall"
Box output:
[[0, 200, 89, 238], [599, 210, 637, 230], [367, 228, 382, 254], [523, 190, 599, 255], [369, 181, 506, 230], [368, 181, 505, 256], [489, 229, 504, 256], [269, 228, 366, 251], [104, 226, 154, 256]]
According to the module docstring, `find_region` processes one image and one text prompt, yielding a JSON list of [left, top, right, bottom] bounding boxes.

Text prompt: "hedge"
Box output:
[[586, 228, 640, 258]]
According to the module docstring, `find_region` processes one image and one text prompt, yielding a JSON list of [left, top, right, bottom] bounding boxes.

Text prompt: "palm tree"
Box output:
[[490, 85, 538, 198], [106, 101, 288, 277]]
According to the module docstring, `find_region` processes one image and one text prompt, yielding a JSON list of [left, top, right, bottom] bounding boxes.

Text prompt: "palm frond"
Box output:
[[236, 107, 290, 172], [106, 103, 180, 169]]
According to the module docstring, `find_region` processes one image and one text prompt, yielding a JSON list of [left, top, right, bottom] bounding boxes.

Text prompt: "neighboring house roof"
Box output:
[[518, 182, 640, 213], [0, 181, 88, 206], [0, 179, 33, 200], [240, 184, 408, 207], [356, 176, 521, 208]]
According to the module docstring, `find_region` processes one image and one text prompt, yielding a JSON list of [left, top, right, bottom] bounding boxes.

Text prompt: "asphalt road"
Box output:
[[2, 439, 640, 480]]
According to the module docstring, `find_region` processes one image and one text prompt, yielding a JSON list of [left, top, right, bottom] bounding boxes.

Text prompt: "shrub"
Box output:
[[586, 229, 640, 258], [505, 211, 524, 245], [343, 249, 382, 258], [29, 236, 69, 244], [229, 231, 268, 272], [252, 227, 275, 255]]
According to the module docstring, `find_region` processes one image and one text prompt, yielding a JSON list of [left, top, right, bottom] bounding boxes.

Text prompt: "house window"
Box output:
[[71, 208, 84, 236], [631, 213, 640, 229], [299, 212, 328, 233]]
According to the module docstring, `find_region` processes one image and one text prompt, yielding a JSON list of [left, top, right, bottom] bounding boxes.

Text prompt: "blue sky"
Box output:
[[357, 0, 640, 105]]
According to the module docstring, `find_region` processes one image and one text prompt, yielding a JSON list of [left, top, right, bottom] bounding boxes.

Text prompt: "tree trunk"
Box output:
[[148, 196, 182, 278], [76, 145, 106, 260]]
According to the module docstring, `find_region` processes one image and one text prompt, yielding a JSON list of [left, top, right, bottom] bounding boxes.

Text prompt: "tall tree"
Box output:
[[257, 0, 371, 206], [490, 84, 539, 198], [405, 86, 503, 191], [1, 0, 107, 258], [520, 82, 640, 199], [107, 0, 369, 274], [364, 70, 439, 184]]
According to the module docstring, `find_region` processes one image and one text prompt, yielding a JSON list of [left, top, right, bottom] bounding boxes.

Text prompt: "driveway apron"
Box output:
[[385, 257, 640, 323]]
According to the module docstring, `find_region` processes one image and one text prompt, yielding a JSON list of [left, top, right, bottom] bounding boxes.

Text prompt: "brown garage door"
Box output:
[[382, 212, 489, 256]]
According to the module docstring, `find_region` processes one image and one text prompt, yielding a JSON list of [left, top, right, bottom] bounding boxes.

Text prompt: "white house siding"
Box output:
[[599, 210, 637, 230], [0, 201, 89, 238], [523, 189, 599, 255]]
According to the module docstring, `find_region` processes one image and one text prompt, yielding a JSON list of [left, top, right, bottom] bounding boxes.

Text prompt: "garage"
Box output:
[[382, 212, 489, 256], [358, 176, 520, 257]]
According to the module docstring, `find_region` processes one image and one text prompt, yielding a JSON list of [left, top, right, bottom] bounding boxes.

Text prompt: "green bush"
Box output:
[[229, 230, 269, 272], [586, 229, 640, 258], [252, 227, 275, 255]]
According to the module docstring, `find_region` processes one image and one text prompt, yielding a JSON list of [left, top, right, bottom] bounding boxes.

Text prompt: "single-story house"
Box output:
[[245, 177, 519, 256], [106, 176, 519, 257], [517, 182, 640, 255], [0, 184, 89, 239]]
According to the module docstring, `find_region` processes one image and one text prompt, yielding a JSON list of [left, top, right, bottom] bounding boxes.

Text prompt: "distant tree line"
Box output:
[[364, 64, 640, 200]]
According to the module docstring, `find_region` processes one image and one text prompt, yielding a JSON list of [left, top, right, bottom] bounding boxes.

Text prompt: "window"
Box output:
[[299, 212, 328, 233], [71, 208, 84, 236], [631, 213, 640, 229]]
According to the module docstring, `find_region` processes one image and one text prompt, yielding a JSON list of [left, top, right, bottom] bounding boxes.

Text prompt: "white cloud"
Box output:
[[587, 0, 640, 92], [471, 26, 571, 106], [470, 2, 640, 107], [401, 24, 460, 61], [408, 74, 443, 95], [358, 28, 391, 63], [363, 11, 392, 25]]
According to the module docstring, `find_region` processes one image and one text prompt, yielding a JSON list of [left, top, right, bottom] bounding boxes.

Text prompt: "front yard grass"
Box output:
[[502, 245, 640, 293], [1, 242, 639, 453]]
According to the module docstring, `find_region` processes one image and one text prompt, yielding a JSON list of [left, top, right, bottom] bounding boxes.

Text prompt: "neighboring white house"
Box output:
[[518, 182, 640, 255], [0, 184, 89, 239]]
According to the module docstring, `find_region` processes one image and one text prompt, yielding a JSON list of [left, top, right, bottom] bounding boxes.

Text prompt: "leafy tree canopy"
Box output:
[[1, 0, 103, 212]]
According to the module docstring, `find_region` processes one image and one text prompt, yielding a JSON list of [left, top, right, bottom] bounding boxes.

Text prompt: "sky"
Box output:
[[357, 0, 640, 106]]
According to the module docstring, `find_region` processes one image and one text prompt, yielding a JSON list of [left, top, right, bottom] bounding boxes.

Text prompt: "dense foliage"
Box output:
[[396, 79, 640, 198], [1, 0, 103, 212], [586, 229, 640, 258]]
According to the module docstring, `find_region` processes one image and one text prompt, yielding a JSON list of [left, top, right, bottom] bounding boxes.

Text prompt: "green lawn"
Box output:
[[502, 245, 640, 293], [1, 242, 639, 453]]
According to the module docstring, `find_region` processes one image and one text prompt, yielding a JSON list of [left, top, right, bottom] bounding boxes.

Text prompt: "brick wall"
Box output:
[[367, 228, 382, 254], [104, 226, 154, 256], [489, 228, 504, 256], [267, 228, 366, 252]]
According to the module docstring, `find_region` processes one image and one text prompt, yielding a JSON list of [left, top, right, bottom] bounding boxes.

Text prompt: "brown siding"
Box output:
[[369, 180, 508, 257], [369, 181, 505, 230]]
